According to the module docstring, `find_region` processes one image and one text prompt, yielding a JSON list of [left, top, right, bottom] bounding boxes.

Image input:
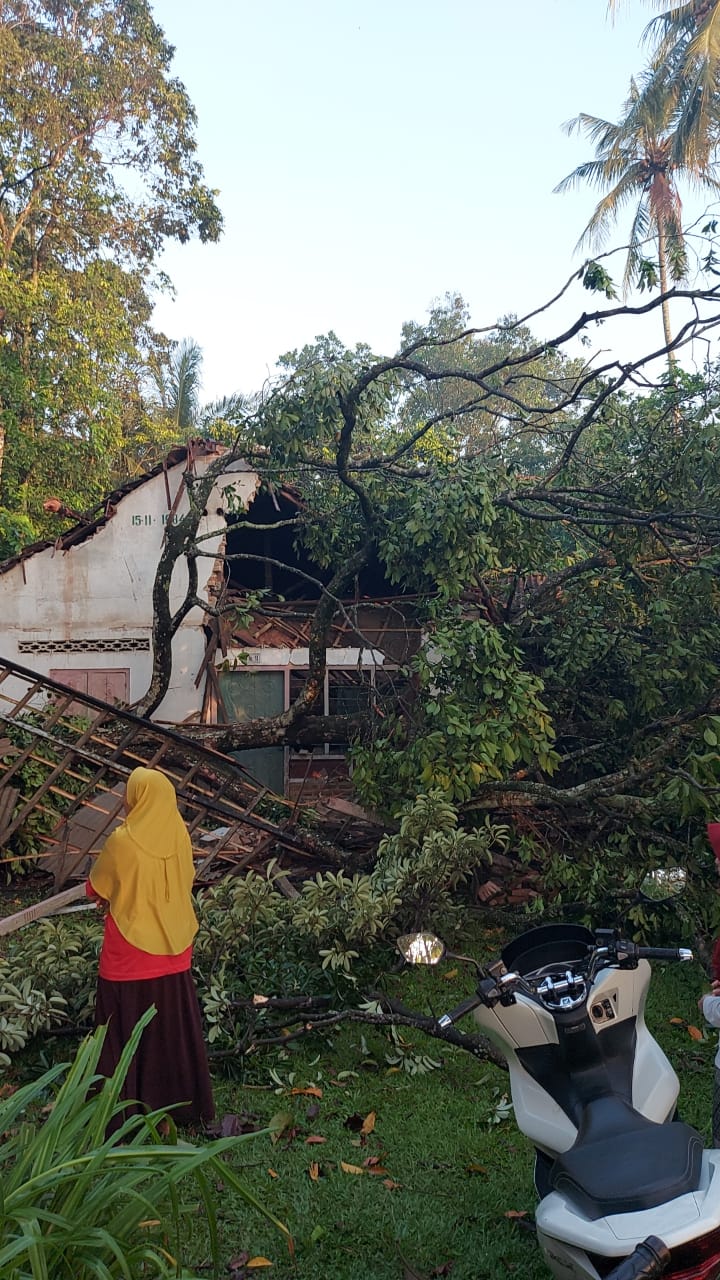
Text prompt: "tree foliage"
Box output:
[[128, 276, 720, 944], [0, 0, 222, 545]]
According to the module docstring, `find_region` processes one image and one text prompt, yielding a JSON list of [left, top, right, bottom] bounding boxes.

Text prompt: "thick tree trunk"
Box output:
[[181, 712, 368, 753]]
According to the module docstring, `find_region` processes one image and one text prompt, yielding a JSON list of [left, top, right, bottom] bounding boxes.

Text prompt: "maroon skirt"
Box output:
[[95, 970, 215, 1129]]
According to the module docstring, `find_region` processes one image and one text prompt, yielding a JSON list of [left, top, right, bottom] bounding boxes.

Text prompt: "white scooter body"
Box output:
[[474, 961, 677, 1156], [469, 930, 720, 1280]]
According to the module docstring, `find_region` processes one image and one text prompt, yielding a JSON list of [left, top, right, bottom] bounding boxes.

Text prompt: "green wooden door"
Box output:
[[218, 670, 285, 794]]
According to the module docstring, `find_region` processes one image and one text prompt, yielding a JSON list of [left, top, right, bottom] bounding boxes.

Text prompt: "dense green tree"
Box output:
[[397, 293, 588, 468], [138, 277, 720, 908], [0, 0, 222, 541]]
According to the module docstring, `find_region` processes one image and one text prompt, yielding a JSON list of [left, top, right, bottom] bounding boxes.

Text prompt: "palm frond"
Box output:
[[169, 338, 203, 431], [200, 390, 259, 427]]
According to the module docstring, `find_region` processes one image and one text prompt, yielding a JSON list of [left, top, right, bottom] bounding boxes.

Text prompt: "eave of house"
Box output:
[[0, 439, 226, 578]]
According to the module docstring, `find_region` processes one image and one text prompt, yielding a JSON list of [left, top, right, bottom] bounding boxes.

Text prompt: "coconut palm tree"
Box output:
[[609, 2, 720, 169], [555, 74, 720, 354]]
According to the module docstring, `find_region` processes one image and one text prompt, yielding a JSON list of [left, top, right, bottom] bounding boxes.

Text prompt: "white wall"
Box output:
[[0, 457, 259, 722], [231, 647, 386, 668]]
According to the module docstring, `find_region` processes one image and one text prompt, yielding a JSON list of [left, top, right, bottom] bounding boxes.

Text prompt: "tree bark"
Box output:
[[657, 220, 677, 375]]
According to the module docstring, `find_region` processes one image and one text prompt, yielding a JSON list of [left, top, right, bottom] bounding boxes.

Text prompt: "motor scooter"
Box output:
[[398, 906, 720, 1280]]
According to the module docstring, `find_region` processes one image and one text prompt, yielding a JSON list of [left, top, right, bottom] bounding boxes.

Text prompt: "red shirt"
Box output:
[[86, 881, 193, 982]]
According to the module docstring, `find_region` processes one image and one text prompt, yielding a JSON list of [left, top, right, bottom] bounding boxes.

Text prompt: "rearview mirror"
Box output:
[[396, 932, 446, 965], [639, 867, 687, 903]]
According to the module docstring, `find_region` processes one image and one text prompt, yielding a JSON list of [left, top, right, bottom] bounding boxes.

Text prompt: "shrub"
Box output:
[[0, 1007, 291, 1278], [0, 792, 506, 1065]]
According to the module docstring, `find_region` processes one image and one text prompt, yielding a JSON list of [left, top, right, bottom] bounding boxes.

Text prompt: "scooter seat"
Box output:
[[550, 1094, 703, 1220]]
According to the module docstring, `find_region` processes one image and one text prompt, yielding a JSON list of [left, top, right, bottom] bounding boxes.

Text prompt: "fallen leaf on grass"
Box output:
[[290, 1086, 323, 1098], [466, 1163, 488, 1175], [340, 1160, 366, 1175], [138, 1219, 161, 1229], [267, 1168, 278, 1179], [442, 968, 459, 981], [504, 1210, 528, 1219], [214, 1112, 261, 1137], [431, 1264, 454, 1277], [268, 1111, 294, 1144], [668, 1017, 705, 1040], [228, 1254, 249, 1273], [383, 1178, 402, 1190], [360, 1110, 376, 1136], [344, 1110, 376, 1134], [247, 1259, 273, 1269], [305, 1135, 327, 1144], [308, 1161, 320, 1182]]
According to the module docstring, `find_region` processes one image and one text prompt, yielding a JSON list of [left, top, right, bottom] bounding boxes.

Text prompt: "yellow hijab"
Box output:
[[89, 767, 198, 955]]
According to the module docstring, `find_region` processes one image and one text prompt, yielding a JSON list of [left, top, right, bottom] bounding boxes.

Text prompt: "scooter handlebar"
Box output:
[[604, 1236, 670, 1280], [634, 947, 693, 962], [436, 993, 484, 1029]]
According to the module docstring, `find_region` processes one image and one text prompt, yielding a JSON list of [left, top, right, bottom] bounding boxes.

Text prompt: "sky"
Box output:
[[147, 0, 716, 402]]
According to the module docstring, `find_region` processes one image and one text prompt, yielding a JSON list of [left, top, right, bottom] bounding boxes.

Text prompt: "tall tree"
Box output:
[[0, 0, 222, 536], [609, 2, 720, 170], [555, 74, 720, 353]]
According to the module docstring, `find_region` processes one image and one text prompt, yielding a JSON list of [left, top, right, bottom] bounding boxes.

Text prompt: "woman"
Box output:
[[87, 766, 214, 1128]]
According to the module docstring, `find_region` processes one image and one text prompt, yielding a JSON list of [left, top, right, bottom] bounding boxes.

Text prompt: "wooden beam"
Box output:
[[0, 883, 89, 937]]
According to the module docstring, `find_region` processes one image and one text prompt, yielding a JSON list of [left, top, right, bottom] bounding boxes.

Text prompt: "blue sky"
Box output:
[[148, 0, 712, 400]]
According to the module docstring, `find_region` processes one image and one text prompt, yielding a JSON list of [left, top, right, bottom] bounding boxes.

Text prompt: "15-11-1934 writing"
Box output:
[[131, 514, 171, 526]]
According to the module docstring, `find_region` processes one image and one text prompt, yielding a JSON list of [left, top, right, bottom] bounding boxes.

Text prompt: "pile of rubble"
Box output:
[[0, 658, 538, 926]]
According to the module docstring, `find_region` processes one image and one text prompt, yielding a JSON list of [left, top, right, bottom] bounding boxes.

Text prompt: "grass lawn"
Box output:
[[182, 934, 715, 1280]]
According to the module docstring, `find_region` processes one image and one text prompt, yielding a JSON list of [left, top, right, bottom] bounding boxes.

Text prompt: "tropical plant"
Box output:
[[117, 339, 258, 476], [555, 72, 720, 351], [609, 1, 720, 171], [0, 1007, 291, 1278]]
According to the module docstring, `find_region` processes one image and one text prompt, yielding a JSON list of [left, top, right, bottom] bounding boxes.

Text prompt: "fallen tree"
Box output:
[[120, 274, 720, 924]]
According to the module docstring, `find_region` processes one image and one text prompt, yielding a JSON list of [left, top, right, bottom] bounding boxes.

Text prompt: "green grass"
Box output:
[[3, 897, 713, 1279], [182, 941, 716, 1280]]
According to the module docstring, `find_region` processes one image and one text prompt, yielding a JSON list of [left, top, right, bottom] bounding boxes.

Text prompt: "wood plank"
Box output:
[[0, 883, 89, 937], [0, 786, 19, 839]]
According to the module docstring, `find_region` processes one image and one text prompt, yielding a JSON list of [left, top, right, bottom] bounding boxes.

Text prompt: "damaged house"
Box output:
[[0, 442, 419, 803], [0, 444, 537, 909]]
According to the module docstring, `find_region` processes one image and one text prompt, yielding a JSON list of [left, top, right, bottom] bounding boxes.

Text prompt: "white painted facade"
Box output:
[[0, 455, 258, 722], [233, 647, 386, 669]]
